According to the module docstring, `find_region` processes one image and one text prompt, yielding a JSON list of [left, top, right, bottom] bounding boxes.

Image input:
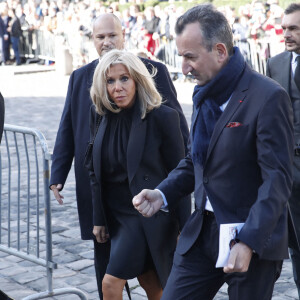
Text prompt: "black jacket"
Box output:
[[87, 103, 188, 287], [10, 17, 22, 38], [50, 57, 190, 239]]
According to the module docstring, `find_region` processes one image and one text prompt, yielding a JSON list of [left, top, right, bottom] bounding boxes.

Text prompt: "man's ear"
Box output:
[[215, 43, 228, 62]]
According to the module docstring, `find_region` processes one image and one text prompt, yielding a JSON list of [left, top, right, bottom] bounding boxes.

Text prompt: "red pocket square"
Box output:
[[226, 122, 243, 128]]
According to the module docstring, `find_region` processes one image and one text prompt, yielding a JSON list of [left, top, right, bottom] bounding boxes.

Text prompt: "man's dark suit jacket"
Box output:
[[157, 63, 294, 260], [266, 52, 293, 93], [267, 51, 300, 249], [50, 58, 190, 240], [87, 103, 186, 287], [1, 16, 10, 62], [0, 16, 6, 38]]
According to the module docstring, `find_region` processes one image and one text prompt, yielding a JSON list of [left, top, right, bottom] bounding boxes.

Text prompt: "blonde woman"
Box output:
[[86, 49, 188, 300]]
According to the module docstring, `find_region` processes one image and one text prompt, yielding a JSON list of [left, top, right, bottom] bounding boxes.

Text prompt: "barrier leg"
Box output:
[[22, 287, 88, 300]]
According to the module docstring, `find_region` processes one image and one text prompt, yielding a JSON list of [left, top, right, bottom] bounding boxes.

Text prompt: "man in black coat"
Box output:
[[266, 3, 300, 297], [50, 13, 190, 299]]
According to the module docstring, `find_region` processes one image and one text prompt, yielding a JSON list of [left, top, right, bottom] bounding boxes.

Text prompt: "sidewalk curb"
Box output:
[[1, 64, 56, 76]]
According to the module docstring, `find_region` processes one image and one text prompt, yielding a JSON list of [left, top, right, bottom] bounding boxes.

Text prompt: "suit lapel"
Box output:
[[93, 114, 107, 183], [279, 52, 292, 92], [87, 59, 99, 89], [206, 67, 249, 162], [127, 103, 147, 184]]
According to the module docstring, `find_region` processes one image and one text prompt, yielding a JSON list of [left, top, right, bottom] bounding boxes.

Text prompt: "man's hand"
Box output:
[[132, 189, 164, 217], [223, 241, 253, 273], [93, 226, 109, 243], [50, 184, 64, 205]]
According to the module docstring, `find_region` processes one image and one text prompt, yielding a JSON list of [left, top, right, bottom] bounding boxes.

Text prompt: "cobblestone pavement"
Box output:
[[0, 64, 298, 299]]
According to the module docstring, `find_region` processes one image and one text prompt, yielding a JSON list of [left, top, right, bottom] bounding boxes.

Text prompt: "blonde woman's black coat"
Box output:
[[87, 103, 189, 287]]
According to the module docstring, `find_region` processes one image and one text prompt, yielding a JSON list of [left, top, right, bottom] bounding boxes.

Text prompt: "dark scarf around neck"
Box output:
[[192, 47, 246, 166]]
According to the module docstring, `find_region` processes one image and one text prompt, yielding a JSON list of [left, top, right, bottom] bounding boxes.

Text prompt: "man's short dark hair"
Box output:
[[175, 4, 233, 55], [284, 2, 300, 14]]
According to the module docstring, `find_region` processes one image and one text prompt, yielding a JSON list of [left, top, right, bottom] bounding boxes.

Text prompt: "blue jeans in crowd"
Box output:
[[11, 36, 20, 65]]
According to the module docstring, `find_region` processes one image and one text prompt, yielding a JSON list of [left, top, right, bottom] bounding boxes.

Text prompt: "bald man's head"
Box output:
[[92, 13, 125, 57]]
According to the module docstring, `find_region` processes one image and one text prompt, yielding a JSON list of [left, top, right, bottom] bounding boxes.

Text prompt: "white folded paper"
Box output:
[[215, 222, 244, 268]]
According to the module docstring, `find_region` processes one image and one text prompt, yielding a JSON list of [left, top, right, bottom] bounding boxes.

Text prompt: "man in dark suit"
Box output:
[[133, 4, 294, 299], [50, 13, 190, 299], [0, 14, 8, 65], [266, 3, 300, 297]]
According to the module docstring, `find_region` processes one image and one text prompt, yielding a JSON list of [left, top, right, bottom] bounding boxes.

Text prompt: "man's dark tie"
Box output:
[[295, 56, 300, 91]]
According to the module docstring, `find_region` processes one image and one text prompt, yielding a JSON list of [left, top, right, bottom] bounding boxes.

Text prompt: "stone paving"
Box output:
[[0, 64, 298, 299]]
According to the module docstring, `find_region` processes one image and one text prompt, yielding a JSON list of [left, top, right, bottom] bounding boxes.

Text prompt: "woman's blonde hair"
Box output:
[[90, 49, 162, 119]]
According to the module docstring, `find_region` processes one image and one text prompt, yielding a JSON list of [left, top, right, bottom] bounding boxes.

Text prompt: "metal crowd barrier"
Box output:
[[155, 39, 181, 72], [239, 39, 268, 75], [0, 124, 87, 300], [155, 37, 270, 76], [17, 28, 271, 75], [20, 29, 55, 62], [153, 39, 194, 81]]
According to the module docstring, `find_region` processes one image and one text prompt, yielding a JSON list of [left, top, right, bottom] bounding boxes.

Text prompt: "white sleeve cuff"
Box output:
[[155, 189, 169, 212]]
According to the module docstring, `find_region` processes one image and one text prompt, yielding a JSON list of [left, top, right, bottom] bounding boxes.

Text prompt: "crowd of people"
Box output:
[[0, 0, 289, 67]]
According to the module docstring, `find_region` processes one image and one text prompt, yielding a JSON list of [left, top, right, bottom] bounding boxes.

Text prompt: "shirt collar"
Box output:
[[292, 52, 300, 64]]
